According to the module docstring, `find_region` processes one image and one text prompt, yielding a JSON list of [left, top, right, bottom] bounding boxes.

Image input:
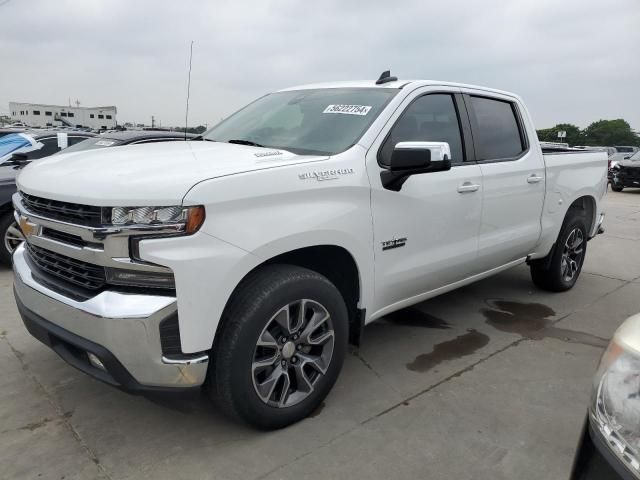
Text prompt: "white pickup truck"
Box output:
[[12, 73, 607, 428]]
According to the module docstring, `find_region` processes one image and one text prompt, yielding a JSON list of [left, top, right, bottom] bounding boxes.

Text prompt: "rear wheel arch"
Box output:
[[567, 195, 595, 235]]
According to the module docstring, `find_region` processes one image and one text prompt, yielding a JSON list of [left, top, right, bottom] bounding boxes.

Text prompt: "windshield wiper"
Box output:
[[227, 139, 265, 148]]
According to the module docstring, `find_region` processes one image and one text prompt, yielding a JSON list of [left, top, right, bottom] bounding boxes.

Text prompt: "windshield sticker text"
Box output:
[[323, 105, 372, 116]]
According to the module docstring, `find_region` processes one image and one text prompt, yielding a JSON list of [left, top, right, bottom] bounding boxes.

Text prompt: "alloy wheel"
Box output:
[[561, 227, 584, 282], [251, 299, 335, 408]]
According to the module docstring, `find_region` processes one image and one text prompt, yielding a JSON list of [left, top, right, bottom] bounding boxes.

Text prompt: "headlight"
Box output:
[[111, 205, 205, 234], [591, 314, 640, 476]]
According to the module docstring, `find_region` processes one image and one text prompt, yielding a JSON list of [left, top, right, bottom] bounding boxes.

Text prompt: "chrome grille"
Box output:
[[21, 193, 104, 226], [25, 242, 106, 290]]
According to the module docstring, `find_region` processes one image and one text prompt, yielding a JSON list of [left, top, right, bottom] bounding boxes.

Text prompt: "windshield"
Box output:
[[60, 137, 124, 154], [203, 88, 398, 155]]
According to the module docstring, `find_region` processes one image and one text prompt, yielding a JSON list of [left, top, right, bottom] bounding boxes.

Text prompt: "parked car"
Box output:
[[0, 127, 27, 139], [571, 313, 640, 479], [611, 150, 640, 192], [0, 130, 199, 266], [12, 74, 608, 428], [61, 130, 198, 154], [0, 131, 95, 265], [610, 146, 640, 170]]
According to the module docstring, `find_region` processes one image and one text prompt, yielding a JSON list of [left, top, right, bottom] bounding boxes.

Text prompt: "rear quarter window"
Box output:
[[469, 96, 526, 160]]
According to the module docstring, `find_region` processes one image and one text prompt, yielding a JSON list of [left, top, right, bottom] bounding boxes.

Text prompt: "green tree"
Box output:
[[536, 123, 583, 145], [582, 119, 640, 147]]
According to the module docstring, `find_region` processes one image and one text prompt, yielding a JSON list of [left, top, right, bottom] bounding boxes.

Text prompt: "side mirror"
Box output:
[[383, 141, 452, 191], [623, 156, 631, 160], [6, 152, 30, 169]]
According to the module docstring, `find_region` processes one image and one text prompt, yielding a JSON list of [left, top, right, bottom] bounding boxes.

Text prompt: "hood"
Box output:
[[620, 157, 640, 168], [17, 141, 328, 206]]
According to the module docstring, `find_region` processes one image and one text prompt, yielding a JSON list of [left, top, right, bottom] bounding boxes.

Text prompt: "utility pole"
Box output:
[[151, 115, 155, 128]]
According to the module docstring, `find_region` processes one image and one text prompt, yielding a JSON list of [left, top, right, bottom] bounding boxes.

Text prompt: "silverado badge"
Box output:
[[381, 237, 407, 251]]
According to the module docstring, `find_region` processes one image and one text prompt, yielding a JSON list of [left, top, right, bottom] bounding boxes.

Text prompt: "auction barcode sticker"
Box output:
[[323, 104, 372, 116]]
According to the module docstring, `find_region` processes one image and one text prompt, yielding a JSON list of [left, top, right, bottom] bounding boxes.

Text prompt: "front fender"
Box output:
[[145, 151, 374, 352]]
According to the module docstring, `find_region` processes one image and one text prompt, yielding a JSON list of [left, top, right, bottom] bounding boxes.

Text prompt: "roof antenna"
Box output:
[[184, 40, 194, 140], [376, 70, 397, 85]]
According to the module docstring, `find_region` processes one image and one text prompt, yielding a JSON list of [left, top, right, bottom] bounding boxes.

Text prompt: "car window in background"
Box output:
[[59, 137, 124, 154], [469, 96, 525, 160], [25, 138, 61, 159], [67, 135, 92, 147]]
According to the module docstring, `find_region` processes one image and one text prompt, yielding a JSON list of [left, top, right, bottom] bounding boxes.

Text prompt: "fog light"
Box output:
[[87, 352, 105, 370], [105, 268, 176, 289]]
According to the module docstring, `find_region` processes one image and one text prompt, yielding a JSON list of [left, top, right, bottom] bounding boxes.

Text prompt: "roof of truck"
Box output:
[[279, 79, 519, 99]]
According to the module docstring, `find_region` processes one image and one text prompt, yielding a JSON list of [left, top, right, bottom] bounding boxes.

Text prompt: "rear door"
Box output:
[[463, 92, 545, 269]]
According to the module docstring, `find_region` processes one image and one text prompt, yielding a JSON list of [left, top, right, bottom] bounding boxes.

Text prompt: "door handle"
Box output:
[[527, 174, 544, 184], [457, 182, 480, 193]]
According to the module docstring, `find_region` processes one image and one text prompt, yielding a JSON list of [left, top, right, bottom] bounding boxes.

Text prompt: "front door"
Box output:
[[366, 89, 482, 315]]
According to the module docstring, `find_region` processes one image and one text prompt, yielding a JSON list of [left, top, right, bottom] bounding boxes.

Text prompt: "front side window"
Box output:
[[379, 94, 465, 166], [469, 96, 525, 160], [203, 88, 398, 156]]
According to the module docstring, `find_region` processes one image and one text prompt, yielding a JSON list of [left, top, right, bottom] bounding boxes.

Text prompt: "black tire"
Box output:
[[530, 210, 588, 292], [0, 212, 21, 267], [611, 183, 624, 192], [208, 264, 348, 429]]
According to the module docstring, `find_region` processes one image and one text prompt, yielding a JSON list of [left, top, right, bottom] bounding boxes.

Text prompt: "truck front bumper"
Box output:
[[13, 244, 208, 392]]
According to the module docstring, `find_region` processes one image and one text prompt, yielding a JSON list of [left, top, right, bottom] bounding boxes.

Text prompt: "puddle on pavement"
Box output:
[[382, 308, 450, 330], [482, 300, 608, 348], [406, 329, 490, 372]]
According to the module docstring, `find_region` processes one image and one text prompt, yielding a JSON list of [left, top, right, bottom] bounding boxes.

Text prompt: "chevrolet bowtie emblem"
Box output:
[[19, 215, 38, 237]]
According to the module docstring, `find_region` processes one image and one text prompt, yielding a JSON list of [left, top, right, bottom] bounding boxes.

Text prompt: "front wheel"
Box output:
[[0, 212, 24, 267], [530, 213, 588, 292], [611, 183, 624, 192], [209, 265, 348, 429]]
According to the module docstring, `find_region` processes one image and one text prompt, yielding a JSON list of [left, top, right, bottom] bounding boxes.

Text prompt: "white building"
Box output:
[[9, 102, 117, 130]]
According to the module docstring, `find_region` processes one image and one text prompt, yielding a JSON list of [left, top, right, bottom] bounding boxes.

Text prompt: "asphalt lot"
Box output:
[[1, 189, 639, 480]]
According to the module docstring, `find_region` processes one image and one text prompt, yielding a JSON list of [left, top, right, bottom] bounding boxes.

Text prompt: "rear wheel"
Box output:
[[530, 212, 588, 292], [209, 265, 348, 429], [0, 212, 23, 267]]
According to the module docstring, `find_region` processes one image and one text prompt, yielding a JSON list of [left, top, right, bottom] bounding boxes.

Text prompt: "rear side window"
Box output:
[[469, 96, 525, 160]]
